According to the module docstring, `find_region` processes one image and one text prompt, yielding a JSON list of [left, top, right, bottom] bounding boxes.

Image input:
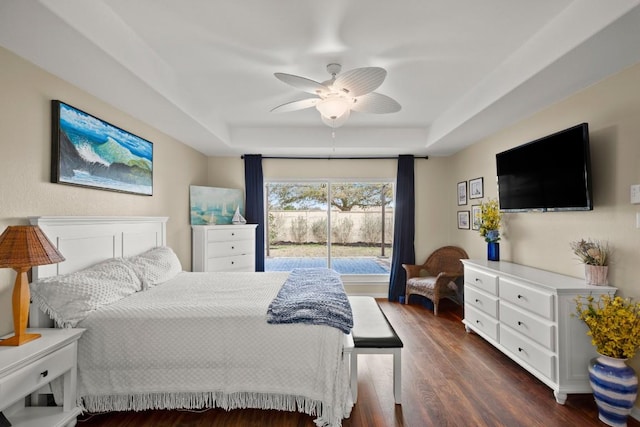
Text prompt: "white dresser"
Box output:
[[462, 259, 616, 404], [192, 224, 257, 272]]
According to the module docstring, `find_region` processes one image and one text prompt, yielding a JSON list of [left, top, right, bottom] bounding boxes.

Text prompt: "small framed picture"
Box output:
[[471, 205, 482, 230], [457, 211, 470, 229], [457, 181, 467, 205], [469, 177, 484, 199]]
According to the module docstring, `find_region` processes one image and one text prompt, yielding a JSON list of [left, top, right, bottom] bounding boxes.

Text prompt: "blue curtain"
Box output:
[[388, 155, 415, 302], [243, 154, 265, 271]]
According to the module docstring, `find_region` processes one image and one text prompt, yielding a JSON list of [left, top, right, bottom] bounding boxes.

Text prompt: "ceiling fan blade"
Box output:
[[352, 92, 401, 114], [274, 73, 329, 95], [333, 67, 386, 97], [270, 98, 320, 113]]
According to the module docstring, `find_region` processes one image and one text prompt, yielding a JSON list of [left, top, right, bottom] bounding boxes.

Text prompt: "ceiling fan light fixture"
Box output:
[[316, 96, 351, 120], [272, 63, 400, 129], [321, 108, 350, 128]]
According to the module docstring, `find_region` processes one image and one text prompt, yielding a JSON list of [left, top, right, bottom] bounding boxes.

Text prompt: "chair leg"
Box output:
[[433, 300, 438, 316]]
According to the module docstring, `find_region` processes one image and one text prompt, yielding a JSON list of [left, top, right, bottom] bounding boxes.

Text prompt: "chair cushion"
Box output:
[[407, 276, 457, 291]]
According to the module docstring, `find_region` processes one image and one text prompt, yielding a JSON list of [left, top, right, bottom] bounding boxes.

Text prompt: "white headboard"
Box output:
[[29, 216, 168, 327]]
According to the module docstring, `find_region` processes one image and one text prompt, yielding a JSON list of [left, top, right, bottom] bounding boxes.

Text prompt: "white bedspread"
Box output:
[[74, 271, 352, 426]]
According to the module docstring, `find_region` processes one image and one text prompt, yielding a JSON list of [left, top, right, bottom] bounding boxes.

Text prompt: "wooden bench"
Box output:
[[348, 296, 404, 404]]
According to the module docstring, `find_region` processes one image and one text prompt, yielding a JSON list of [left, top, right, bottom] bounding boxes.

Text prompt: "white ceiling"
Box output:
[[1, 1, 639, 157]]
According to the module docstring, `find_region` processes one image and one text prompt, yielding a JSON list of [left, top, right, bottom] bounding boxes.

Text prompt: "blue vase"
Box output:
[[487, 242, 499, 261], [589, 354, 638, 427]]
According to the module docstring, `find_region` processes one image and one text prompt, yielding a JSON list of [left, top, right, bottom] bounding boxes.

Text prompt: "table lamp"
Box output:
[[0, 225, 65, 346]]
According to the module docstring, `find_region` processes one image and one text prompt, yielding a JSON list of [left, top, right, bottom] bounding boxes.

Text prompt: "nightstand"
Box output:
[[0, 328, 84, 427]]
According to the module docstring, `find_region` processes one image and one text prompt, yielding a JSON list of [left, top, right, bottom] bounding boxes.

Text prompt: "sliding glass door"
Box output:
[[265, 180, 393, 275]]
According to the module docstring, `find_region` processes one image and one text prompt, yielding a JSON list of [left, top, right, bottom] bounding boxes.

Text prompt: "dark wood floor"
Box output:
[[77, 299, 639, 427]]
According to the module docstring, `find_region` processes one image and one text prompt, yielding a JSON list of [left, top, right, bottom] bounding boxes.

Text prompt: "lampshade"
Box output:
[[0, 225, 65, 268], [316, 95, 351, 120], [0, 225, 64, 346]]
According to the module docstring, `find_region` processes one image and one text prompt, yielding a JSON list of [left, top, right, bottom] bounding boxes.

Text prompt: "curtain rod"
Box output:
[[240, 155, 429, 160]]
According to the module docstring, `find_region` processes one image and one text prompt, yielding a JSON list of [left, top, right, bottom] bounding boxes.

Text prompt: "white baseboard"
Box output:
[[347, 291, 387, 298], [343, 281, 388, 299]]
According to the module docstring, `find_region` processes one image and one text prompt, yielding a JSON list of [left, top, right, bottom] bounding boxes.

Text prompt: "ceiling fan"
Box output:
[[271, 63, 401, 128]]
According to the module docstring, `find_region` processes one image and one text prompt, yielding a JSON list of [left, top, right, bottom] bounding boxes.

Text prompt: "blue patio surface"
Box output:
[[265, 257, 390, 274]]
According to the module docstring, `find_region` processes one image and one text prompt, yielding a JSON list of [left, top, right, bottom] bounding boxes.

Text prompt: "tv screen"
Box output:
[[496, 123, 593, 212]]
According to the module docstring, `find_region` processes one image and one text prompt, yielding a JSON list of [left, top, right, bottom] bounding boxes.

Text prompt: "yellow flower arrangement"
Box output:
[[575, 294, 640, 359], [478, 198, 502, 242]]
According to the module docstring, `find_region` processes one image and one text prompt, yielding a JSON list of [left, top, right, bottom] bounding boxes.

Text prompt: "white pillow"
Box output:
[[125, 246, 182, 289], [30, 258, 142, 328]]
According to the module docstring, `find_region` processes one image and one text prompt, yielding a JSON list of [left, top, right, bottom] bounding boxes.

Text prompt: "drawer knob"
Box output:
[[231, 261, 235, 264], [231, 232, 235, 236], [476, 320, 481, 324], [475, 299, 480, 303], [517, 321, 523, 326], [40, 370, 48, 378], [475, 278, 482, 283], [518, 347, 524, 352], [231, 246, 235, 249], [517, 294, 523, 299]]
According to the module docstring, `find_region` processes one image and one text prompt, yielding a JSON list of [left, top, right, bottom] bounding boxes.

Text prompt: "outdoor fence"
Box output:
[[268, 209, 394, 245]]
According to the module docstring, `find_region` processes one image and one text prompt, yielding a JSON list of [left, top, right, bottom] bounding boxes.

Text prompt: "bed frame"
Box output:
[[26, 216, 356, 425], [29, 216, 168, 328]]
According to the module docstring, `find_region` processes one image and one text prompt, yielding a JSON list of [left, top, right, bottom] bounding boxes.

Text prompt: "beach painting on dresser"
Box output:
[[190, 185, 244, 225], [51, 100, 153, 195]]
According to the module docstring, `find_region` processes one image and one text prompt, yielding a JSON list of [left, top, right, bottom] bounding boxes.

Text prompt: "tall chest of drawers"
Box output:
[[462, 259, 616, 404], [192, 224, 257, 272]]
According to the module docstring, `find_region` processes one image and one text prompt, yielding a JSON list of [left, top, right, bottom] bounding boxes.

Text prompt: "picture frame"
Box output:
[[457, 210, 470, 229], [471, 205, 482, 230], [457, 181, 467, 205], [190, 185, 244, 225], [51, 100, 153, 196], [469, 177, 484, 199]]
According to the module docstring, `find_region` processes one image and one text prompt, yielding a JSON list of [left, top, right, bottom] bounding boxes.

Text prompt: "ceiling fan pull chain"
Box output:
[[331, 129, 336, 152]]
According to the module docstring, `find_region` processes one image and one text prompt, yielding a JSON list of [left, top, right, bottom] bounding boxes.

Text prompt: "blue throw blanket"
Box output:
[[267, 268, 353, 334]]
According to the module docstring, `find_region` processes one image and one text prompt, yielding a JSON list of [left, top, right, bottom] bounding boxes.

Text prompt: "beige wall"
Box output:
[[0, 47, 208, 335], [447, 62, 640, 398]]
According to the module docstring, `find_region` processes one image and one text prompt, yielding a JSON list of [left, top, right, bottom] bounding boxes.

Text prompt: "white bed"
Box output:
[[28, 216, 353, 427]]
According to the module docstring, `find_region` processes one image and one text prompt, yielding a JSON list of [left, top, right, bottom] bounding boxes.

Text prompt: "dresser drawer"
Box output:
[[464, 305, 499, 341], [465, 267, 498, 295], [500, 301, 555, 350], [206, 254, 254, 271], [207, 227, 255, 242], [0, 343, 75, 410], [207, 239, 254, 257], [499, 278, 554, 320], [500, 325, 555, 381], [465, 285, 499, 318]]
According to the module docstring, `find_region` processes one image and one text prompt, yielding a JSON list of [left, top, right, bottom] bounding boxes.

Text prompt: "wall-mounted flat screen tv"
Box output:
[[496, 123, 593, 212]]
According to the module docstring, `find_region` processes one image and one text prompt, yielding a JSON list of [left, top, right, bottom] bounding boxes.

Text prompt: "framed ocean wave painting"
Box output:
[[51, 100, 153, 196]]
